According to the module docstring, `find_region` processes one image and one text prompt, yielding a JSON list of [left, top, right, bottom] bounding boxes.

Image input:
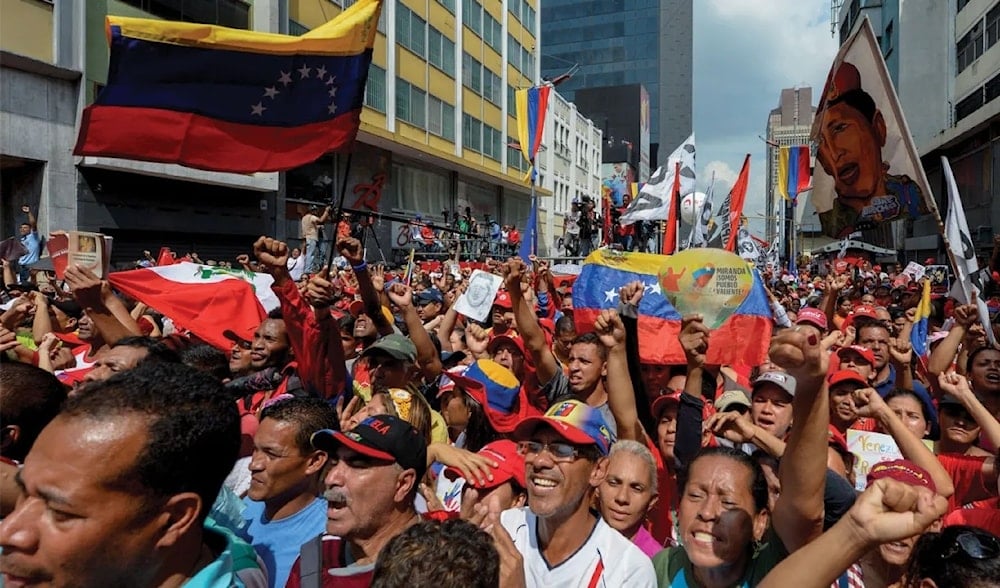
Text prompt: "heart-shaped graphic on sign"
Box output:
[[659, 249, 754, 329]]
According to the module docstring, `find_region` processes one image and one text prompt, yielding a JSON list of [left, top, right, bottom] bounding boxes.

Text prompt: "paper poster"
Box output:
[[658, 248, 754, 329], [810, 18, 933, 238], [925, 265, 949, 291], [453, 270, 503, 322], [901, 262, 925, 283], [846, 429, 935, 491], [69, 231, 110, 279]]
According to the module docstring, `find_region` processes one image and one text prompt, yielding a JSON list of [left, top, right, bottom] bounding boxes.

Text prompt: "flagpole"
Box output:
[[326, 150, 355, 271]]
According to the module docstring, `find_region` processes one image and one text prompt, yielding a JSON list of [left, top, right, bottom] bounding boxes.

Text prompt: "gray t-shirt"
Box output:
[[541, 369, 618, 439]]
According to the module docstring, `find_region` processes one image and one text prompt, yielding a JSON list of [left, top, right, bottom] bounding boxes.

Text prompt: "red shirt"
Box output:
[[937, 453, 994, 512], [285, 536, 373, 588], [644, 435, 677, 546], [942, 508, 1000, 537]]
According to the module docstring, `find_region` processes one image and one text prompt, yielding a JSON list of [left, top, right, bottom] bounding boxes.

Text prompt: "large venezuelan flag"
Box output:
[[776, 145, 811, 203], [572, 249, 773, 366], [74, 0, 382, 174]]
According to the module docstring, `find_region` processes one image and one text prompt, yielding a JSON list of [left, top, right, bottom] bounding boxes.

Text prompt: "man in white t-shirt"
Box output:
[[501, 399, 656, 587]]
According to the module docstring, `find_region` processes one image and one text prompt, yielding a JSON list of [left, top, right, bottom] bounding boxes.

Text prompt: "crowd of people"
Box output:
[[1, 220, 1000, 587]]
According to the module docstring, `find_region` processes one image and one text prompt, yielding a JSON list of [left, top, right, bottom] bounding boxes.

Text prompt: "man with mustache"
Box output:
[[285, 414, 426, 587], [815, 61, 924, 237]]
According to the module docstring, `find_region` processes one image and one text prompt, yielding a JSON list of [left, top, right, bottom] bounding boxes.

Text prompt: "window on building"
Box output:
[[117, 0, 250, 28], [955, 88, 984, 122], [437, 0, 455, 13], [463, 52, 483, 94], [365, 64, 387, 112], [428, 96, 456, 140], [463, 114, 483, 152], [483, 12, 502, 53], [508, 35, 521, 69], [508, 85, 517, 112], [393, 163, 450, 214], [463, 0, 482, 36], [987, 72, 1000, 104], [397, 5, 427, 58], [957, 21, 984, 73], [428, 27, 456, 77], [508, 136, 525, 171], [988, 4, 1000, 49], [483, 70, 502, 105], [397, 78, 427, 128], [483, 125, 502, 160]]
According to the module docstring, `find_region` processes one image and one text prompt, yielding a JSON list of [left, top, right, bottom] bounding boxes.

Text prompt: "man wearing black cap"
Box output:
[[286, 415, 426, 587]]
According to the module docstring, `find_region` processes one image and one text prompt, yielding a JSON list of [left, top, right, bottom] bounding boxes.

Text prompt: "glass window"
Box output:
[[397, 78, 426, 128], [397, 5, 427, 58], [988, 4, 1000, 49], [437, 0, 455, 13], [428, 95, 454, 139], [428, 27, 456, 77], [365, 64, 386, 112], [393, 164, 450, 215], [463, 114, 482, 152], [463, 53, 483, 94], [955, 89, 984, 122], [483, 125, 501, 160], [463, 0, 482, 35], [957, 21, 984, 73], [442, 102, 455, 140]]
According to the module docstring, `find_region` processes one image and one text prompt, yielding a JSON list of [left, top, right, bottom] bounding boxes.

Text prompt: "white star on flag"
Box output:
[[263, 86, 279, 99], [604, 289, 618, 303], [316, 65, 327, 79], [250, 102, 266, 116], [644, 281, 662, 296], [326, 75, 337, 86], [277, 71, 292, 86], [328, 103, 338, 115], [328, 87, 337, 98], [297, 64, 311, 78]]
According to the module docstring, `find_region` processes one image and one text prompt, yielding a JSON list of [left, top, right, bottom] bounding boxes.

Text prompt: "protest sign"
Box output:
[[658, 248, 755, 329], [453, 270, 503, 322]]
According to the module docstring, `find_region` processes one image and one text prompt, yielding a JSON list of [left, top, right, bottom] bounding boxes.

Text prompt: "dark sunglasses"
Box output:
[[941, 530, 1000, 561], [517, 440, 588, 462]]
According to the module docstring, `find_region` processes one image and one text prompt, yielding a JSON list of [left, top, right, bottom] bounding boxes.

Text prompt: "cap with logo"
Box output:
[[415, 288, 444, 305], [444, 439, 526, 489], [796, 307, 828, 331], [493, 290, 513, 309], [513, 399, 614, 456], [360, 334, 417, 363], [752, 371, 797, 398], [837, 345, 876, 366], [714, 390, 752, 412], [311, 414, 428, 479], [651, 390, 682, 419], [866, 459, 936, 492], [827, 369, 868, 388]]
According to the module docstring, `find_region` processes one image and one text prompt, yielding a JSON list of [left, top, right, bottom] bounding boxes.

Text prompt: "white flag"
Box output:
[[943, 156, 997, 347], [619, 134, 695, 225], [688, 172, 715, 248]]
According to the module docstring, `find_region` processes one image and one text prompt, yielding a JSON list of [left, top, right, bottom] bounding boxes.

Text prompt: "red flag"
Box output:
[[156, 247, 176, 266], [662, 161, 681, 254], [723, 154, 751, 252]]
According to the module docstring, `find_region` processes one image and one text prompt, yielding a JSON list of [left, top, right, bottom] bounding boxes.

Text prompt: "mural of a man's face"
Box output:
[[816, 100, 887, 205]]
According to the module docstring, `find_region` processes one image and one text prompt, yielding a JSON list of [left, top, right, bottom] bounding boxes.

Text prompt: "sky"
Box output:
[[692, 0, 838, 236]]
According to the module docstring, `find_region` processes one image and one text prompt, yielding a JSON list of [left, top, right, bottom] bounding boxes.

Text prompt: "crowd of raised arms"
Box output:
[[1, 225, 999, 588]]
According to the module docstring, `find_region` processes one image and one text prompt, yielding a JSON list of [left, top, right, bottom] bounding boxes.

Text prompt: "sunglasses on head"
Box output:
[[941, 530, 1000, 561]]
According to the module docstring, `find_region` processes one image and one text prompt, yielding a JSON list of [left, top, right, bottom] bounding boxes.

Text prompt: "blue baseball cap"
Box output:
[[513, 399, 614, 456]]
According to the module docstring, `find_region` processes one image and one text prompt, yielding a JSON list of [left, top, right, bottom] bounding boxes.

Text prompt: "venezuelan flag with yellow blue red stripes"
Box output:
[[74, 0, 381, 173], [572, 249, 773, 366]]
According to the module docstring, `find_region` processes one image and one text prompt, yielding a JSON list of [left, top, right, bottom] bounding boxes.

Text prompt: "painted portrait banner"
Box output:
[[810, 17, 933, 238]]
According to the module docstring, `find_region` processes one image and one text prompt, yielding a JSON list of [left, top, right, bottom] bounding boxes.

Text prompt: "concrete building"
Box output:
[[764, 87, 820, 259], [835, 0, 1000, 262], [2, 0, 600, 264], [540, 0, 692, 169]]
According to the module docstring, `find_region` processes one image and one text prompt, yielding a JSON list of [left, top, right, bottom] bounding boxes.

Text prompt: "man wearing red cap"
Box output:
[[445, 440, 527, 520], [501, 399, 656, 585], [815, 61, 924, 237], [828, 369, 870, 434]]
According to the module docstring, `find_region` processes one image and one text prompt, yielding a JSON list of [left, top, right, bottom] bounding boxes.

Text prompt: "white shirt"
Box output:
[[501, 507, 656, 588], [287, 255, 305, 281]]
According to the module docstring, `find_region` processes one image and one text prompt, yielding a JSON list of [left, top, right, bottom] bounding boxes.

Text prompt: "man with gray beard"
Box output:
[[285, 414, 426, 588]]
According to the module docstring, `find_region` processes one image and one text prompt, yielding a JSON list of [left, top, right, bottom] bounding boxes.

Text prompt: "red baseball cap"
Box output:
[[488, 332, 526, 357], [836, 345, 876, 366], [651, 390, 682, 419], [866, 459, 936, 492], [444, 439, 526, 489], [493, 290, 513, 309], [827, 369, 868, 387], [796, 307, 828, 331], [852, 305, 877, 319]]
